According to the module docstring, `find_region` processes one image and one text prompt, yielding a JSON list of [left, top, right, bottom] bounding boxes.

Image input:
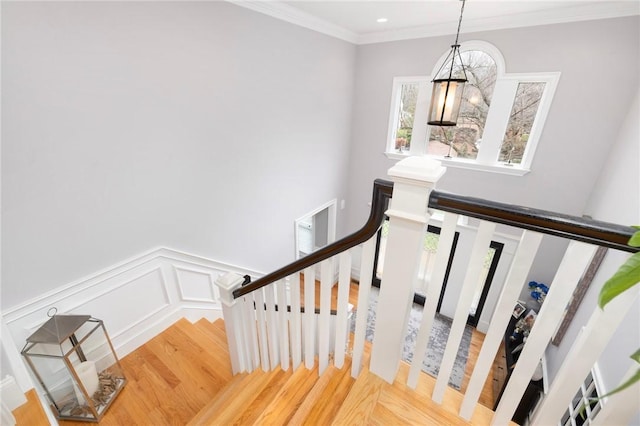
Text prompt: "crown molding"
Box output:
[[227, 1, 638, 46], [227, 0, 359, 44], [358, 2, 639, 44]]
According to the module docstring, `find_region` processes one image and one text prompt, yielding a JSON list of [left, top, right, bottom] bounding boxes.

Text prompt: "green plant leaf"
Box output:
[[597, 367, 640, 399], [631, 348, 640, 364], [599, 252, 640, 309], [629, 230, 640, 247]]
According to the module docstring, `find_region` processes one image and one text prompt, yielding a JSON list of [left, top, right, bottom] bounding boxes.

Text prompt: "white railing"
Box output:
[[215, 157, 638, 425]]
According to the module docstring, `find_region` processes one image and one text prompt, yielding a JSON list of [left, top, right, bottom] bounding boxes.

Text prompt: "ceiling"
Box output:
[[231, 0, 640, 44]]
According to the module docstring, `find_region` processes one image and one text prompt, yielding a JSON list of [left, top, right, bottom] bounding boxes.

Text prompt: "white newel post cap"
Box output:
[[387, 156, 446, 184], [386, 157, 446, 222], [215, 272, 246, 305]]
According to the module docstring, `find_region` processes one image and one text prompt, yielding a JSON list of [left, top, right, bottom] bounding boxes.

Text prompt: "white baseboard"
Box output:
[[0, 376, 27, 411], [2, 247, 263, 394]]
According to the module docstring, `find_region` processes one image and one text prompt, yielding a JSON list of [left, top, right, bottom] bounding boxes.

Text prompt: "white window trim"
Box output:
[[384, 41, 560, 176], [385, 76, 431, 157], [557, 362, 606, 426]]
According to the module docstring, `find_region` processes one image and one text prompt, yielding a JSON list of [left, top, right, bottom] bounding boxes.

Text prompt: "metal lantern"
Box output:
[[427, 0, 468, 127], [21, 313, 126, 422]]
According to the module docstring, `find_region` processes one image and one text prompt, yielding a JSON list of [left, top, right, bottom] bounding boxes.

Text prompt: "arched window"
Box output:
[[428, 48, 498, 160], [386, 41, 559, 175]]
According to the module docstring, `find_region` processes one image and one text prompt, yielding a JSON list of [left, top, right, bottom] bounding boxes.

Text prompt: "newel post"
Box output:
[[369, 157, 446, 383], [215, 272, 249, 375]]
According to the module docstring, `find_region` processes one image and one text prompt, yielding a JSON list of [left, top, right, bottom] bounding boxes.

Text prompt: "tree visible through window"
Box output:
[[394, 83, 419, 151], [385, 41, 560, 175], [500, 82, 545, 164], [428, 50, 497, 159]]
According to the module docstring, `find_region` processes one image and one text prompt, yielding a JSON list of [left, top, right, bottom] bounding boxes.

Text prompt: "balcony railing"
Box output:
[[215, 157, 638, 425]]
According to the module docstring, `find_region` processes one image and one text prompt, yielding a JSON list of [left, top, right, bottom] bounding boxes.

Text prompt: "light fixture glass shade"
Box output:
[[427, 78, 467, 126]]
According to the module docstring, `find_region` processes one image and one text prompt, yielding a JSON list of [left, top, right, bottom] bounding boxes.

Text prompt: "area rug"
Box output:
[[350, 286, 472, 390]]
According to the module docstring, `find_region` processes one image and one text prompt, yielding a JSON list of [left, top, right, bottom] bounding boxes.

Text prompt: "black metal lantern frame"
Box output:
[[427, 0, 468, 127], [21, 314, 127, 422]]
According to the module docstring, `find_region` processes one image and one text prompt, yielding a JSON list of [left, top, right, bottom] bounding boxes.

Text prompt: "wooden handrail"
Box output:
[[234, 181, 638, 299], [429, 190, 638, 253], [233, 179, 393, 298]]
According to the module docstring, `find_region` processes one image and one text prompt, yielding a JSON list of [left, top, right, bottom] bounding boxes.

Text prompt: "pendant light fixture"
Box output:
[[427, 0, 468, 126]]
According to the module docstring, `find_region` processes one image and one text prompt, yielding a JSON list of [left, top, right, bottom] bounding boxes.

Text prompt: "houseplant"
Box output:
[[597, 227, 640, 396]]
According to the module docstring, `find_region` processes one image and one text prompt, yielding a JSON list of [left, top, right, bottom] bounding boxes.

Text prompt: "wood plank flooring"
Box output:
[[14, 281, 500, 425], [12, 389, 48, 425], [53, 319, 231, 426]]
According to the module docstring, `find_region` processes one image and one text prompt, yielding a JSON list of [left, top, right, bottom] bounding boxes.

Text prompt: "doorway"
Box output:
[[436, 240, 504, 327], [295, 200, 337, 260], [372, 218, 504, 328]]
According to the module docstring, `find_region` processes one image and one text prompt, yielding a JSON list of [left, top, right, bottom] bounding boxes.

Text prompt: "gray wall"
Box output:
[[545, 89, 640, 397], [344, 16, 639, 310], [1, 2, 356, 309], [345, 16, 639, 230]]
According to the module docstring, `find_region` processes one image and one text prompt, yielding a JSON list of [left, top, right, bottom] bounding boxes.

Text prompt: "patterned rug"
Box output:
[[351, 286, 472, 390]]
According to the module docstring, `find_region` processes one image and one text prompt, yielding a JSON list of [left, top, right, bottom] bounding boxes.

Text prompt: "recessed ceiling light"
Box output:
[[376, 18, 388, 23]]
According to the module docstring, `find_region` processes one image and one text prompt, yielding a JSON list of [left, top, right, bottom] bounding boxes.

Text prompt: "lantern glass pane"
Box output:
[[22, 317, 126, 421], [26, 354, 92, 418], [428, 80, 464, 126]]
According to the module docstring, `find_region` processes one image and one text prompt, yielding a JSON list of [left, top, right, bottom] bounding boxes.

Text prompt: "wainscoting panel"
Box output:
[[68, 267, 171, 341], [174, 266, 219, 303], [2, 247, 264, 394]]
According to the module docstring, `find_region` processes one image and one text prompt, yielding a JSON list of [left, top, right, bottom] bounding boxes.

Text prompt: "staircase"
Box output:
[[22, 158, 636, 426], [45, 317, 500, 425], [137, 318, 500, 425]]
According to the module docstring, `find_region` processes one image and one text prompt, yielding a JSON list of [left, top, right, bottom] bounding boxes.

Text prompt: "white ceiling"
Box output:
[[231, 0, 640, 44]]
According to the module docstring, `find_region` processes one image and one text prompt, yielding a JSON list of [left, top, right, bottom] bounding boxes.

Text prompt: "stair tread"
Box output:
[[187, 370, 254, 425], [233, 367, 293, 425], [301, 358, 355, 425], [195, 318, 231, 353], [202, 368, 287, 426], [253, 364, 320, 425], [331, 365, 385, 425], [287, 363, 339, 425]]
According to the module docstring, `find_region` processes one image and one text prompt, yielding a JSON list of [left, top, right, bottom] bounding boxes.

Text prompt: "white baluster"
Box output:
[[532, 280, 639, 425], [254, 288, 270, 370], [459, 230, 543, 419], [408, 212, 459, 388], [215, 273, 249, 374], [304, 266, 316, 369], [370, 157, 445, 384], [241, 293, 260, 371], [276, 279, 291, 371], [264, 283, 280, 370], [352, 236, 376, 378], [290, 272, 302, 370], [492, 241, 597, 426], [334, 251, 352, 368], [318, 258, 333, 374], [433, 220, 496, 402]]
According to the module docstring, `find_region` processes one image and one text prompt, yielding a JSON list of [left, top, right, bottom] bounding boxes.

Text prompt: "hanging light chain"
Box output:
[[453, 0, 466, 47]]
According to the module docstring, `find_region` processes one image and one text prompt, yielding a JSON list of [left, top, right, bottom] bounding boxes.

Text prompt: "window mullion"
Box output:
[[409, 79, 432, 156], [476, 79, 519, 164]]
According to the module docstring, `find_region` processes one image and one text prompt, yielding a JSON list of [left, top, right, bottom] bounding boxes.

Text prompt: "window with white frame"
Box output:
[[385, 41, 560, 176], [558, 368, 604, 426]]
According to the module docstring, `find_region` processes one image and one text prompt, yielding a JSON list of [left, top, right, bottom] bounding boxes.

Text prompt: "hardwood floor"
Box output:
[[14, 319, 234, 426], [12, 389, 48, 425], [14, 282, 499, 425]]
